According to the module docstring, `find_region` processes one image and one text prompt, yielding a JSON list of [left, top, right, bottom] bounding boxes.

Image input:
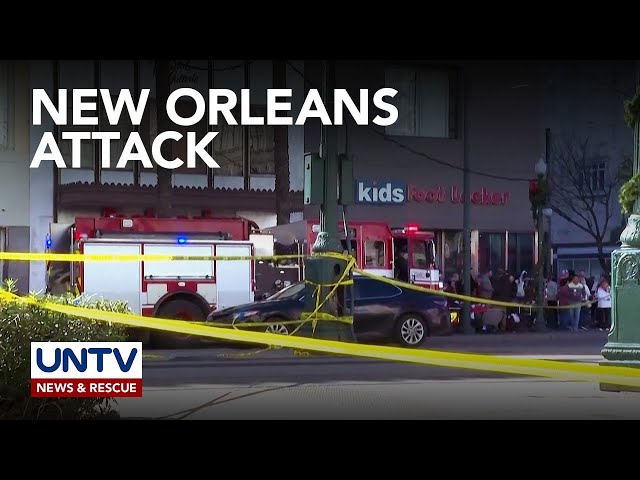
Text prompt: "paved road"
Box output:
[[142, 330, 609, 387], [116, 330, 640, 420]]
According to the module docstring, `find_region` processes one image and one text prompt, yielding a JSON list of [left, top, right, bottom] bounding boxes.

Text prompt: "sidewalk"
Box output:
[[118, 378, 640, 420]]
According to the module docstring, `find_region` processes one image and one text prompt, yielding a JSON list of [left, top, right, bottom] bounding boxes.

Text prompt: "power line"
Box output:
[[285, 60, 532, 183]]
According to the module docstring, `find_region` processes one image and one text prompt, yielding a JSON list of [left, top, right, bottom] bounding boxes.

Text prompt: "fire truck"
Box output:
[[47, 210, 277, 344], [263, 220, 442, 290]]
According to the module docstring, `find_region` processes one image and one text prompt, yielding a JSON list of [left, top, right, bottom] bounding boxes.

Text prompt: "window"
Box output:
[[478, 232, 505, 274], [412, 239, 437, 269], [384, 65, 457, 139], [443, 230, 464, 279], [58, 61, 96, 169], [507, 233, 534, 276], [364, 240, 385, 268], [584, 162, 606, 192], [213, 113, 243, 176], [341, 239, 358, 260], [355, 278, 401, 300], [249, 105, 275, 175], [557, 258, 605, 280], [0, 63, 12, 150], [100, 60, 134, 171], [267, 281, 305, 300]]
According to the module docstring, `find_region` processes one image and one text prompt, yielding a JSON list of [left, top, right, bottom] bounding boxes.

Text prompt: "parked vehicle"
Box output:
[[263, 220, 443, 290], [206, 276, 452, 347]]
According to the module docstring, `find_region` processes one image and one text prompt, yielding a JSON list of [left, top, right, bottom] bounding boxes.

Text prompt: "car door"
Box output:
[[351, 277, 402, 337]]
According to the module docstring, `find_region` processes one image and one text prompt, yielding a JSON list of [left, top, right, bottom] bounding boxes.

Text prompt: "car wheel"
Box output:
[[264, 318, 291, 335], [396, 314, 428, 347]]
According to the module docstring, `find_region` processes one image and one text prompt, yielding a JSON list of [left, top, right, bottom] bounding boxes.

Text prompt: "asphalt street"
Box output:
[[141, 330, 610, 387], [114, 330, 640, 420]]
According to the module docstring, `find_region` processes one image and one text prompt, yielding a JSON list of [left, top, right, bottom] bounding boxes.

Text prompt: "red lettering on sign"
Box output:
[[446, 185, 509, 205], [408, 184, 446, 203]]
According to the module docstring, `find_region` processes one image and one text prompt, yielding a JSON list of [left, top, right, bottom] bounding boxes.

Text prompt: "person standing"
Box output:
[[566, 274, 585, 331], [478, 270, 494, 300], [546, 275, 559, 329], [557, 280, 570, 329], [595, 279, 612, 330]]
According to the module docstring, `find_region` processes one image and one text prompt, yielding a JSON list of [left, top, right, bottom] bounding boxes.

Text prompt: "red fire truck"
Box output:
[[47, 210, 278, 333], [263, 220, 442, 290]]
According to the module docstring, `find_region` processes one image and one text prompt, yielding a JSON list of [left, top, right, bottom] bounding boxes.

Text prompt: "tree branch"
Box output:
[[548, 132, 624, 253]]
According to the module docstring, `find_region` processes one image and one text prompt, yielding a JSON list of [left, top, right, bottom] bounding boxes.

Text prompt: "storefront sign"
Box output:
[[356, 181, 406, 204], [355, 180, 510, 206]]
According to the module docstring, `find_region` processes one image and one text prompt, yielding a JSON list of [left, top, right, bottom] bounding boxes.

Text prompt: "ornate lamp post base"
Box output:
[[600, 214, 640, 392]]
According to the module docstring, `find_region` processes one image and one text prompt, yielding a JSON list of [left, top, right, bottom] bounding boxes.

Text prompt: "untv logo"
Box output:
[[30, 342, 143, 398], [356, 180, 406, 204]]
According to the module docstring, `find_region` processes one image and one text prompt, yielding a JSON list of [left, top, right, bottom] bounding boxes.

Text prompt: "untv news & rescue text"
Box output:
[[30, 342, 143, 398]]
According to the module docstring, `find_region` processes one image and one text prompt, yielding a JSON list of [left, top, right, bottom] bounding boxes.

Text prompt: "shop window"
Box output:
[[507, 233, 534, 276], [478, 232, 505, 274], [557, 258, 606, 280], [443, 230, 464, 279], [364, 240, 385, 268]]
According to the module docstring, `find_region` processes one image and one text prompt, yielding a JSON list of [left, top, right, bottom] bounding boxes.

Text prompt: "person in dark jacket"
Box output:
[[493, 269, 513, 302], [394, 246, 409, 282]]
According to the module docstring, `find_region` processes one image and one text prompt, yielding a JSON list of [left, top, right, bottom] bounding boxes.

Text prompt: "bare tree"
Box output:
[[549, 134, 629, 272]]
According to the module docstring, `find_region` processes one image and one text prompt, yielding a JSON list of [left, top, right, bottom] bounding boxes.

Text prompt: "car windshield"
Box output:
[[267, 282, 305, 300]]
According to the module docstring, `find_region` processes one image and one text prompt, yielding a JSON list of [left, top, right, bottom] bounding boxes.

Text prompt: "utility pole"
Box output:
[[301, 60, 355, 342], [462, 71, 474, 334]]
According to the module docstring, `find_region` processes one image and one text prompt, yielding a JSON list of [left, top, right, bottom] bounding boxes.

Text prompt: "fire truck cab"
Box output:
[[265, 220, 442, 290]]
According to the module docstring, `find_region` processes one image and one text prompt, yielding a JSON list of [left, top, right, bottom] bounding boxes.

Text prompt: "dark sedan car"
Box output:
[[206, 276, 452, 347]]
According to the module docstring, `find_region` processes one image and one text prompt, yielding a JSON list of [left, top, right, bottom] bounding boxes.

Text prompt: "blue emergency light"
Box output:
[[45, 234, 52, 249], [177, 236, 187, 244]]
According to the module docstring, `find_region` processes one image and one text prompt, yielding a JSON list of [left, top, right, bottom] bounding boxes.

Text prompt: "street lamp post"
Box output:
[[534, 157, 550, 332]]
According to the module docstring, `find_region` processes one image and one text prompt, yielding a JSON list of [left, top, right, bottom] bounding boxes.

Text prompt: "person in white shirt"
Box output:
[[595, 278, 612, 330]]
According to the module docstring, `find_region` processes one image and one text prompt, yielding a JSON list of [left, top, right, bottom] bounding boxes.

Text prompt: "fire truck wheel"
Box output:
[[152, 299, 207, 349], [395, 314, 428, 347]]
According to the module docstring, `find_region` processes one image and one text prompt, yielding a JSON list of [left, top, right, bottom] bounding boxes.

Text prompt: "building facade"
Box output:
[[544, 61, 637, 279], [20, 60, 308, 293], [303, 60, 546, 281], [1, 59, 635, 293]]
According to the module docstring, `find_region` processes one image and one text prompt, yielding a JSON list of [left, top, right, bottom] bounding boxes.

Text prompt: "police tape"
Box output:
[[1, 289, 639, 388], [354, 268, 597, 311], [0, 252, 307, 263], [0, 250, 599, 311]]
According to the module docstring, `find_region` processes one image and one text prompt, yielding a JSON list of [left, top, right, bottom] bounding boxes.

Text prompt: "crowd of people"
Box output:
[[443, 268, 612, 333]]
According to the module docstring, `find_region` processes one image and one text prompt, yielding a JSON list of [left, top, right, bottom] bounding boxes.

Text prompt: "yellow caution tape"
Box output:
[[0, 252, 307, 263], [1, 289, 639, 388], [0, 249, 599, 311], [354, 268, 597, 311]]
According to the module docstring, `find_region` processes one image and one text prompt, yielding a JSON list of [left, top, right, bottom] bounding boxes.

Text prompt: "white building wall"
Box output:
[[29, 61, 56, 292]]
